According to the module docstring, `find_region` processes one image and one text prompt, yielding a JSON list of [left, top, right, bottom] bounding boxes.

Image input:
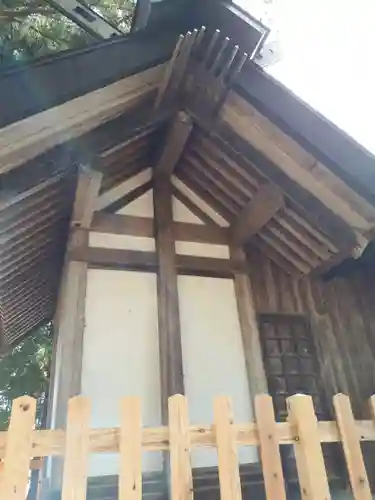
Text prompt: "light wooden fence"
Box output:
[[0, 393, 375, 500]]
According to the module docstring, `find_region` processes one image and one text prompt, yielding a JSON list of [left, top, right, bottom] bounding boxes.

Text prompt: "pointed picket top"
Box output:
[[0, 395, 36, 500]]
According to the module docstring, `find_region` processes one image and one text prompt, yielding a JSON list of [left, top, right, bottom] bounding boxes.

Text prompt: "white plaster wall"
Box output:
[[89, 232, 155, 251], [90, 188, 155, 252], [172, 196, 203, 224], [172, 191, 230, 259], [117, 189, 154, 218], [96, 168, 152, 211], [178, 275, 257, 468], [175, 241, 230, 258], [172, 177, 230, 227], [81, 269, 162, 476]]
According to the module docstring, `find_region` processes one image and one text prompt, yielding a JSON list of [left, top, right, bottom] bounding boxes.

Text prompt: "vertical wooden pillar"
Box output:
[[230, 245, 268, 397], [45, 167, 102, 492], [153, 174, 184, 422]]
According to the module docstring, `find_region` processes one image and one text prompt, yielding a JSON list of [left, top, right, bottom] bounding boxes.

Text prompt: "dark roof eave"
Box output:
[[235, 61, 375, 206]]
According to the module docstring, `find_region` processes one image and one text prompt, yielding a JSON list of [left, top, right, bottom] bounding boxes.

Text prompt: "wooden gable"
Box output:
[[1, 23, 375, 350]]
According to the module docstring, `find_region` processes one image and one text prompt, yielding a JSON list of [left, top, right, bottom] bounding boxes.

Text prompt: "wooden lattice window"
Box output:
[[258, 313, 343, 486]]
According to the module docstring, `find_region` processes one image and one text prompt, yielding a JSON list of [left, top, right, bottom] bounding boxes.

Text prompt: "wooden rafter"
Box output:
[[155, 112, 193, 177], [222, 93, 375, 235], [230, 184, 285, 245], [213, 124, 357, 250]]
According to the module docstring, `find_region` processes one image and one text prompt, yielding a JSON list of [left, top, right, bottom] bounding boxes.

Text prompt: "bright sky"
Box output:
[[235, 0, 375, 155]]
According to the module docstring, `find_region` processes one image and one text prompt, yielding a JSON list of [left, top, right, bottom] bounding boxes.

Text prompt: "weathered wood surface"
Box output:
[[222, 92, 375, 235], [156, 112, 193, 176], [231, 184, 284, 245], [0, 65, 165, 175], [153, 175, 184, 419], [246, 244, 375, 485], [231, 246, 267, 396], [69, 246, 246, 277], [91, 212, 229, 244]]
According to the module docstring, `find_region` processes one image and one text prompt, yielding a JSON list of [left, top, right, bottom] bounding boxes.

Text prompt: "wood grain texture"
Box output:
[[333, 394, 371, 500], [71, 168, 103, 228], [254, 394, 286, 500], [210, 123, 357, 251], [213, 397, 242, 500], [231, 246, 268, 395], [119, 398, 142, 500], [153, 175, 184, 420], [48, 176, 91, 490], [231, 184, 284, 245], [91, 213, 229, 244], [0, 65, 164, 174], [61, 397, 90, 500], [156, 112, 193, 176], [69, 246, 246, 277], [1, 416, 375, 458], [222, 92, 375, 233], [287, 395, 331, 500], [0, 396, 36, 500], [168, 395, 193, 500]]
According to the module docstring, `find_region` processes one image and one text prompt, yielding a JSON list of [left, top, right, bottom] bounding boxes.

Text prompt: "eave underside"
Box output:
[[1, 24, 375, 349]]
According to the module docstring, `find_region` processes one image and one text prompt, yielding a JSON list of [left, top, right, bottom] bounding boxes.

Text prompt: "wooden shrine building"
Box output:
[[1, 1, 375, 498]]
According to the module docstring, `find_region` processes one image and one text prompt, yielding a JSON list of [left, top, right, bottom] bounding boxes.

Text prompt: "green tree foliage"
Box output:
[[0, 0, 136, 66], [0, 324, 53, 430]]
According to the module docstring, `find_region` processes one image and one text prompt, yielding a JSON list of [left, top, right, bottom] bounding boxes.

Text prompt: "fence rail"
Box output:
[[0, 393, 374, 500]]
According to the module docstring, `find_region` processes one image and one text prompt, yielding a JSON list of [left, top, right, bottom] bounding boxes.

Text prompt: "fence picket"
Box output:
[[119, 397, 142, 500], [0, 396, 36, 500], [333, 394, 371, 500], [214, 397, 242, 500], [287, 394, 331, 500], [168, 395, 193, 500], [61, 396, 90, 500], [254, 394, 286, 500]]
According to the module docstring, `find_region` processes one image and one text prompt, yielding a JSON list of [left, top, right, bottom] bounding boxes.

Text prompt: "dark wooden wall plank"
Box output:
[[70, 245, 244, 278]]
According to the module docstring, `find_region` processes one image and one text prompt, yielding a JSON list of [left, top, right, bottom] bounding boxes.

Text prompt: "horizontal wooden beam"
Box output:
[[156, 111, 193, 176], [91, 213, 229, 245], [0, 66, 165, 175], [1, 417, 375, 458], [221, 93, 375, 233], [210, 123, 358, 251], [231, 184, 284, 245], [68, 246, 246, 277]]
